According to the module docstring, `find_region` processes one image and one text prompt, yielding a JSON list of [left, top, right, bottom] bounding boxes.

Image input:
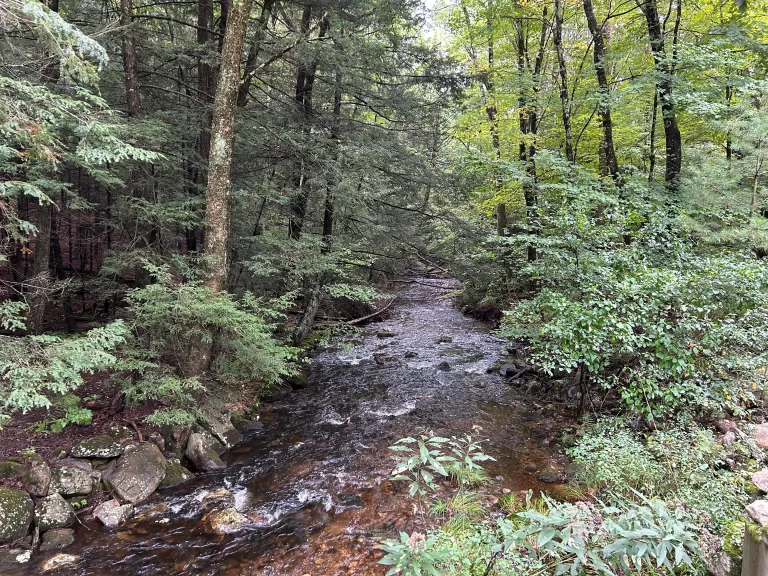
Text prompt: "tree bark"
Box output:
[[203, 0, 254, 292], [237, 0, 276, 107], [121, 0, 141, 118], [554, 0, 574, 162], [583, 0, 620, 181], [27, 203, 52, 334], [639, 0, 682, 192]]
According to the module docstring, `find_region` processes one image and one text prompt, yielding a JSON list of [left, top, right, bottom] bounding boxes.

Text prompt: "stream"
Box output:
[[19, 276, 567, 575]]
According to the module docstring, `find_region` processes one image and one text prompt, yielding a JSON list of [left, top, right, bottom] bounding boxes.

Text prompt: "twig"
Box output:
[[347, 298, 396, 325], [122, 418, 144, 443]]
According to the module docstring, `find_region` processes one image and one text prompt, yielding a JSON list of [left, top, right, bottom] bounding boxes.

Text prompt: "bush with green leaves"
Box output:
[[499, 231, 768, 417], [567, 418, 749, 534]]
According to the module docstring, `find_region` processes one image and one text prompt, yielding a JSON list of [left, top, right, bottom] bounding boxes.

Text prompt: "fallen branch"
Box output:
[[347, 298, 396, 325]]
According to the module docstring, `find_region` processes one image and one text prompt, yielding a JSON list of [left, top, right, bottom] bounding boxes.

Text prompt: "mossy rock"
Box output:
[[0, 460, 28, 479], [0, 487, 33, 544], [159, 459, 193, 489], [71, 427, 132, 459], [437, 335, 453, 343], [376, 330, 397, 338]]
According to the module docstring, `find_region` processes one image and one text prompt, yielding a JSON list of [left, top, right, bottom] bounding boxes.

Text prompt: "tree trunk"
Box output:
[[237, 0, 276, 107], [554, 0, 574, 162], [203, 0, 254, 292], [27, 204, 52, 334], [583, 0, 620, 181], [639, 0, 682, 193], [121, 0, 141, 118]]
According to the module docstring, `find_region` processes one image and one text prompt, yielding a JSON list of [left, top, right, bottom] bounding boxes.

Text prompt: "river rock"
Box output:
[[42, 553, 79, 572], [70, 427, 133, 459], [35, 494, 76, 531], [148, 432, 165, 453], [437, 361, 451, 371], [185, 432, 226, 472], [23, 463, 51, 497], [49, 465, 92, 496], [105, 443, 167, 504], [202, 488, 235, 510], [0, 487, 33, 544], [498, 364, 518, 377], [159, 458, 193, 489], [538, 467, 560, 483], [39, 528, 75, 551], [0, 548, 32, 568], [198, 409, 242, 448], [93, 499, 134, 528], [376, 330, 396, 338], [0, 460, 27, 479], [437, 336, 452, 343], [201, 507, 248, 535], [753, 423, 768, 450]]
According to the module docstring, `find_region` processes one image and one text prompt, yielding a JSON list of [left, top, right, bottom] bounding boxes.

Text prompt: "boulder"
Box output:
[[0, 487, 34, 544], [753, 470, 768, 493], [49, 465, 92, 496], [159, 459, 193, 489], [148, 432, 165, 453], [70, 427, 132, 459], [498, 364, 518, 377], [35, 494, 76, 531], [0, 548, 32, 568], [201, 507, 248, 535], [41, 553, 79, 572], [23, 463, 51, 498], [721, 430, 737, 447], [93, 499, 134, 528], [185, 432, 226, 472], [437, 361, 451, 371], [39, 528, 75, 551], [105, 443, 167, 504], [0, 460, 28, 479], [198, 409, 242, 448], [160, 424, 192, 459], [437, 336, 453, 343], [753, 423, 768, 450]]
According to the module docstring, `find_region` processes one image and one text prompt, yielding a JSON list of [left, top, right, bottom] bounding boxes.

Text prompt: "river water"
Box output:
[[21, 276, 566, 575]]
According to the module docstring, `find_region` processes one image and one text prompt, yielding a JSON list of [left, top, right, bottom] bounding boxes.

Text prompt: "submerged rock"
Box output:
[[105, 443, 167, 504], [49, 465, 93, 496], [93, 499, 134, 528], [537, 467, 560, 483], [186, 432, 226, 472], [71, 427, 133, 459], [202, 488, 235, 510], [23, 463, 51, 498], [437, 336, 453, 343], [376, 330, 396, 338], [0, 548, 32, 568], [39, 528, 75, 551], [0, 487, 34, 544], [202, 507, 248, 535], [42, 553, 79, 572], [159, 459, 193, 489], [35, 494, 76, 531], [437, 361, 451, 371]]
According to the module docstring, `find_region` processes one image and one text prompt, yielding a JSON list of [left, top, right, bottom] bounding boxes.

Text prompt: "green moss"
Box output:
[[0, 461, 28, 479]]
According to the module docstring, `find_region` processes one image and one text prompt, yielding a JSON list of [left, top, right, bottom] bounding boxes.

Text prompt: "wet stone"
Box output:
[[39, 528, 75, 551], [186, 432, 226, 472], [538, 467, 560, 483], [93, 499, 133, 529], [159, 459, 193, 489], [437, 361, 451, 371], [42, 553, 79, 572], [106, 443, 167, 504], [376, 331, 396, 338], [71, 427, 133, 459], [202, 488, 235, 510], [202, 507, 249, 535], [24, 463, 51, 498], [49, 465, 93, 496]]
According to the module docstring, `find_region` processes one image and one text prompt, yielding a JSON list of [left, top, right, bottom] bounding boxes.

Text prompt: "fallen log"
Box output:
[[347, 298, 396, 325]]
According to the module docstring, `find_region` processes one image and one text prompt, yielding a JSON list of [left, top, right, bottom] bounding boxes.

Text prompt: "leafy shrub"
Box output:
[[567, 418, 749, 532], [0, 321, 128, 417]]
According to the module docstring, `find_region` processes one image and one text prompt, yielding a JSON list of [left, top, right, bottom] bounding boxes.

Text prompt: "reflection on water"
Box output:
[[14, 277, 568, 575]]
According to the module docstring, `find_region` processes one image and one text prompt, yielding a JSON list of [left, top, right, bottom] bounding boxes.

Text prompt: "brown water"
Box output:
[[18, 277, 567, 575]]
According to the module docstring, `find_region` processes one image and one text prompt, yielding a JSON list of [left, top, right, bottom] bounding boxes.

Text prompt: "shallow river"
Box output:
[[20, 277, 565, 575]]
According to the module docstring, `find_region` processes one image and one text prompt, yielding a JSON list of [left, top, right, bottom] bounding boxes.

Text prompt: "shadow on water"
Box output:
[[16, 277, 570, 575]]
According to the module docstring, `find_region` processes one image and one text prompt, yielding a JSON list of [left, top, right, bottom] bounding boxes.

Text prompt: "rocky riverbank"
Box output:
[[0, 404, 261, 571]]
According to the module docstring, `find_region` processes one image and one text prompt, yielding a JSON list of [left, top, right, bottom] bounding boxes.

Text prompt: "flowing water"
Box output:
[[18, 277, 567, 575]]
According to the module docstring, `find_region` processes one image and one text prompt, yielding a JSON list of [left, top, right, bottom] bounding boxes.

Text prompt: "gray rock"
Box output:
[[376, 331, 396, 338], [159, 459, 193, 489], [201, 507, 248, 534], [105, 443, 167, 504], [23, 463, 51, 498], [538, 467, 560, 483], [39, 528, 75, 551], [185, 432, 226, 472], [0, 487, 33, 544], [437, 361, 451, 371], [0, 548, 32, 568], [41, 553, 79, 572], [35, 494, 76, 531], [93, 499, 134, 528], [70, 427, 132, 459], [198, 409, 242, 449], [437, 336, 453, 343], [148, 432, 165, 453], [49, 465, 92, 496], [699, 528, 736, 576], [747, 499, 768, 527], [753, 470, 768, 493], [721, 430, 737, 447]]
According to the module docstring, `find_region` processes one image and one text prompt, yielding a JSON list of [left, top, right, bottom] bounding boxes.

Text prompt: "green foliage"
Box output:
[[31, 394, 93, 433], [0, 321, 128, 416], [567, 418, 749, 532]]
